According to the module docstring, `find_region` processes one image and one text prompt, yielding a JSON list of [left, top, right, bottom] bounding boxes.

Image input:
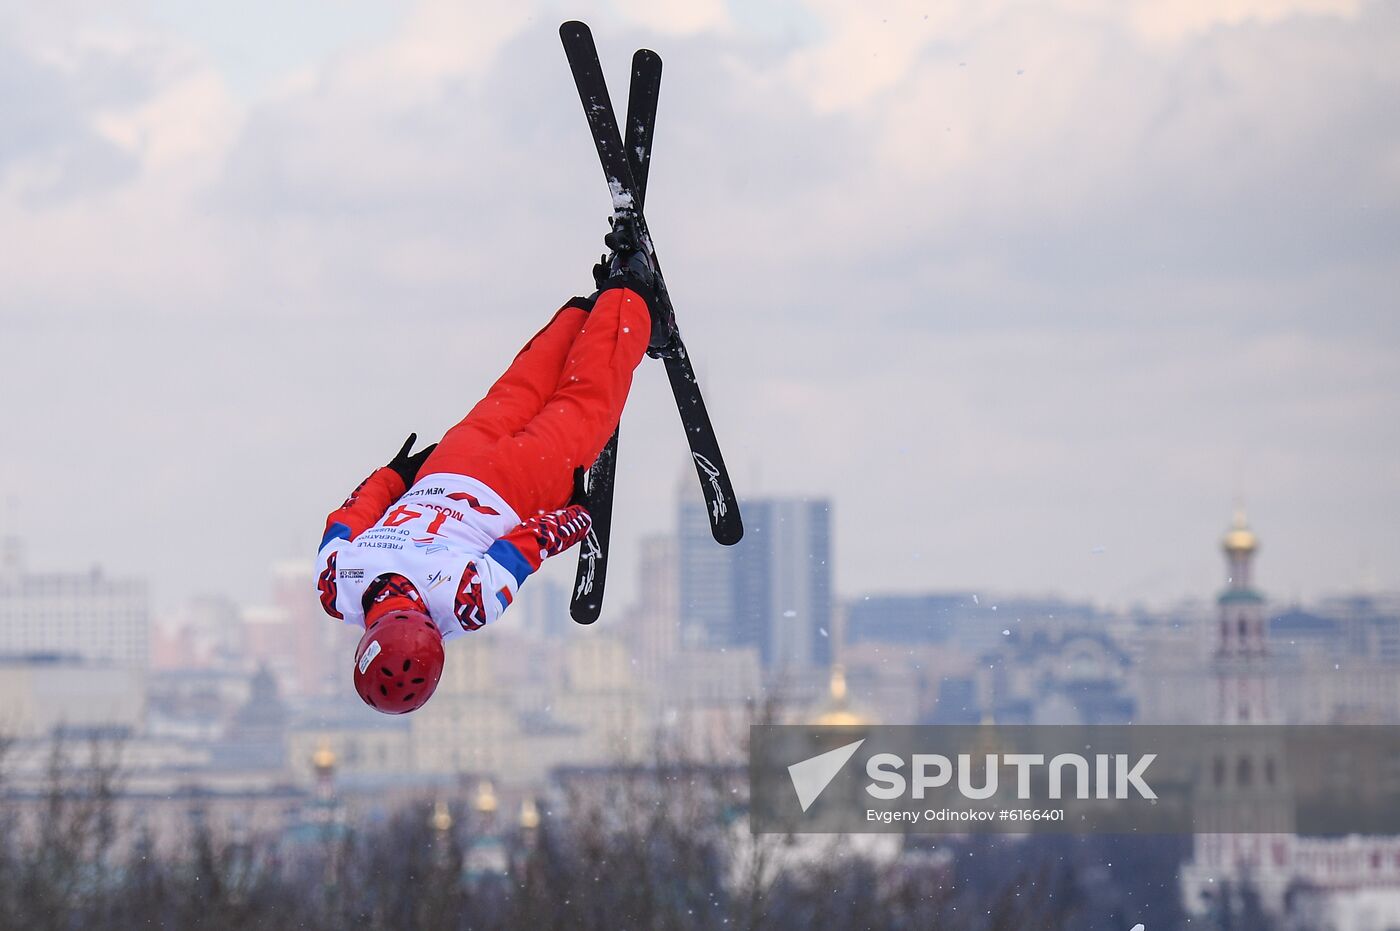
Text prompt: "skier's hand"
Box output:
[[387, 433, 437, 489], [520, 504, 592, 559], [495, 504, 592, 575]]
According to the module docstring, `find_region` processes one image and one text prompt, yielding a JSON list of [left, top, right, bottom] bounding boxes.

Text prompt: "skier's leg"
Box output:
[[421, 297, 591, 477], [464, 285, 651, 515], [462, 298, 594, 436]]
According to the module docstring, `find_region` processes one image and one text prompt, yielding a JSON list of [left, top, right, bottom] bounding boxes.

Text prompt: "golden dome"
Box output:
[[430, 799, 453, 833], [312, 739, 336, 772], [1222, 507, 1258, 554], [971, 712, 1009, 759], [474, 779, 499, 814], [813, 665, 874, 727], [519, 797, 540, 830]]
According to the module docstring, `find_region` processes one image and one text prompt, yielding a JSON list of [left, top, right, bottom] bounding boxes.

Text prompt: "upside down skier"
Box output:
[[315, 224, 671, 715]]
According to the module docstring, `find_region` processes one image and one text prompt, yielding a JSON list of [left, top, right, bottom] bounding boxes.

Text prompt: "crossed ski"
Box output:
[[562, 21, 743, 624]]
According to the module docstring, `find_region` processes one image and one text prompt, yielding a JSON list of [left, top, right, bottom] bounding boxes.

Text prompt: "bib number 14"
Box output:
[[384, 505, 447, 535]]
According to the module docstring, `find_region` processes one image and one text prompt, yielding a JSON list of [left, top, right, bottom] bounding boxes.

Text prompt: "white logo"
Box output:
[[358, 639, 382, 675], [788, 739, 865, 812], [692, 453, 727, 522], [575, 528, 602, 598]]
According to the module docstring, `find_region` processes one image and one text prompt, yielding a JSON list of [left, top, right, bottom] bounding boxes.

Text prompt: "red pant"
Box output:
[[421, 286, 651, 518]]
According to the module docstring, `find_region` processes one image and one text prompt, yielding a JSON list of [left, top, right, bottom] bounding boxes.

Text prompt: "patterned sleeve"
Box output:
[[320, 466, 406, 551], [315, 540, 346, 621], [446, 505, 591, 633], [450, 555, 522, 633]]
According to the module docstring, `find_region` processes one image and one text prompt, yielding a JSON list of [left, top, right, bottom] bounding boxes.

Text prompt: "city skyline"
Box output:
[[0, 492, 1390, 620], [6, 454, 1400, 928]]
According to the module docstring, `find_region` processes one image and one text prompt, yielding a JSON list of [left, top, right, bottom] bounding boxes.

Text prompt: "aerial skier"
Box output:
[[315, 231, 671, 714], [315, 22, 740, 716]]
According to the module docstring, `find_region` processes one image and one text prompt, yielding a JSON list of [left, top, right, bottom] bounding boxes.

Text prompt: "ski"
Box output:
[[571, 48, 662, 625], [662, 341, 743, 544], [560, 21, 744, 557], [625, 49, 661, 200]]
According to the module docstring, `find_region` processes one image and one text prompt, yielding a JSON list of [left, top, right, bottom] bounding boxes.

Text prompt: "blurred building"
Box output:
[[286, 699, 412, 784], [983, 627, 1135, 724], [846, 593, 965, 645], [0, 653, 145, 738], [843, 592, 1131, 726], [653, 646, 763, 761], [144, 667, 254, 741], [515, 576, 571, 641], [273, 560, 359, 698], [678, 491, 739, 651], [214, 665, 289, 771], [679, 493, 833, 673], [150, 594, 244, 671], [847, 591, 1104, 655], [410, 633, 514, 776], [0, 541, 148, 668], [628, 534, 680, 682]]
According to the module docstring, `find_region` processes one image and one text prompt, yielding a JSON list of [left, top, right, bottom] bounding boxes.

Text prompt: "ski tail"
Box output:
[[569, 439, 616, 623], [664, 346, 743, 545]]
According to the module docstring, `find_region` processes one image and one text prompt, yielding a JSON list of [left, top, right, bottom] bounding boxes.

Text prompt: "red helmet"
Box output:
[[352, 609, 445, 714]]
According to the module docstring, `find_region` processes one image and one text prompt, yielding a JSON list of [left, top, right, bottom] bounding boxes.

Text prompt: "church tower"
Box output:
[[1215, 508, 1273, 723], [1183, 508, 1293, 919]]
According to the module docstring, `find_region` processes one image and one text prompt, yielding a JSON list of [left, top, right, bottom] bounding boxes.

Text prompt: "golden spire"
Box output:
[[430, 799, 453, 833], [474, 779, 499, 814], [1222, 506, 1258, 555], [972, 712, 1008, 759], [830, 665, 848, 702], [813, 664, 872, 727], [519, 797, 540, 830], [312, 739, 336, 773]]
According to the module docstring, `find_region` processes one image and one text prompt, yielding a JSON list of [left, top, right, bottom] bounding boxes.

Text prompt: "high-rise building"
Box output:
[[678, 494, 833, 672], [678, 495, 737, 651], [630, 534, 679, 681], [516, 577, 571, 641], [0, 540, 149, 668]]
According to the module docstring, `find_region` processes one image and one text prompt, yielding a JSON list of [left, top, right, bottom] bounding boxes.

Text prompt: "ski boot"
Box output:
[[593, 215, 680, 358]]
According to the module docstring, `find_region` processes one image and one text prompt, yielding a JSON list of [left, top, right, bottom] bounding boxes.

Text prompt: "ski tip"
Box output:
[[632, 49, 663, 79], [560, 20, 591, 38], [715, 521, 744, 547]]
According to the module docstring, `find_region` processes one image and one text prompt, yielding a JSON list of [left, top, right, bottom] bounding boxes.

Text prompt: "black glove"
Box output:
[[387, 433, 437, 488]]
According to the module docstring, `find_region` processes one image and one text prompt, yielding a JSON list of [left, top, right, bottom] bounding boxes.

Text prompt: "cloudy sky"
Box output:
[[1, 0, 1397, 615]]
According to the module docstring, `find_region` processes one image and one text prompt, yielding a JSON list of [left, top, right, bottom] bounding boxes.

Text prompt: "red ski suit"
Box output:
[[316, 283, 650, 636], [423, 283, 650, 516]]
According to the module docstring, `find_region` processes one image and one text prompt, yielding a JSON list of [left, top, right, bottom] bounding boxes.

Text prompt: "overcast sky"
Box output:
[[1, 0, 1397, 615]]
